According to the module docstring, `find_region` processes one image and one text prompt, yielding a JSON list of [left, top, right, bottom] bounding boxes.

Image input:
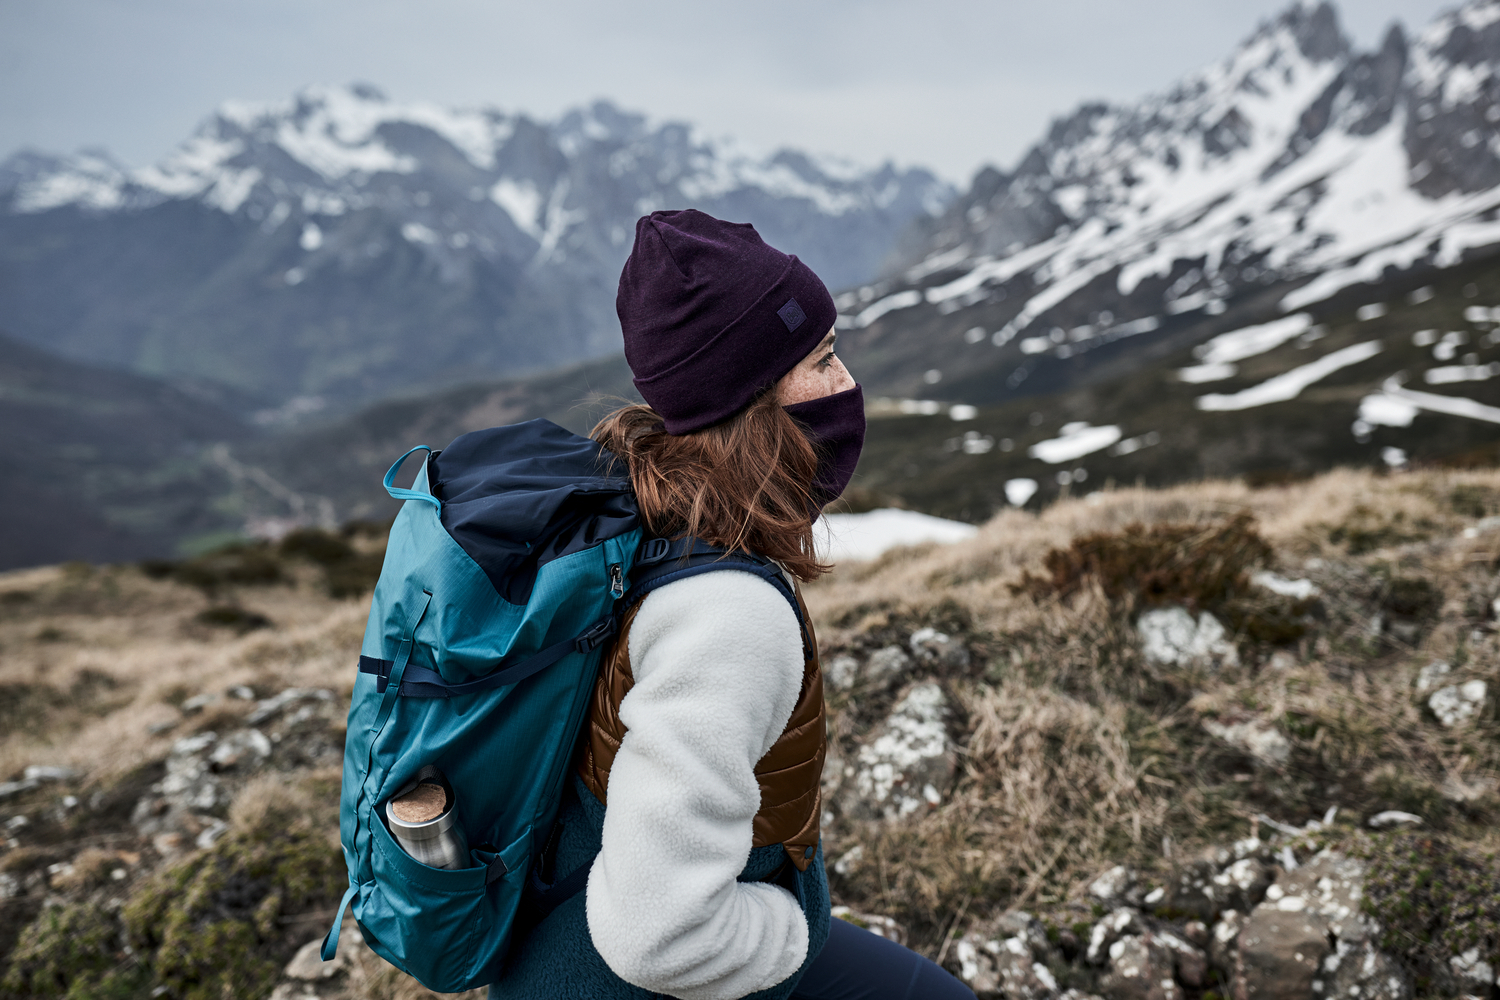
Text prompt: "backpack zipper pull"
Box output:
[[609, 564, 624, 598]]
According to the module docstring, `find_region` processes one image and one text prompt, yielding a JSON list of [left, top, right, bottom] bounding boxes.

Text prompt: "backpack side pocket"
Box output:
[[360, 811, 531, 992]]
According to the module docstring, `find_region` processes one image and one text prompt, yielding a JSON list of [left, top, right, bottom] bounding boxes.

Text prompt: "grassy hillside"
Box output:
[[0, 330, 252, 569], [1, 465, 1497, 996], [845, 254, 1500, 521]]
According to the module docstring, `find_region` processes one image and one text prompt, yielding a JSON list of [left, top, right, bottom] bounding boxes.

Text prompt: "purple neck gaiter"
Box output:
[[784, 384, 866, 508]]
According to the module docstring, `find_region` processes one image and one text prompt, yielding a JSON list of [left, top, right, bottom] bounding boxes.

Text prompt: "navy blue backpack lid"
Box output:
[[325, 419, 803, 992]]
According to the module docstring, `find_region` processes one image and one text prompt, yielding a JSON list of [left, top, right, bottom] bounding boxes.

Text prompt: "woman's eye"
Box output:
[[817, 352, 836, 369]]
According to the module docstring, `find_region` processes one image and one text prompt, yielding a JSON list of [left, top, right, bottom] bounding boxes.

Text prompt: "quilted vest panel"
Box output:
[[576, 583, 825, 870]]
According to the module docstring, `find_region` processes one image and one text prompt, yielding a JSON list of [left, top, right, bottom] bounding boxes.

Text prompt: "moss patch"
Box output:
[[1360, 834, 1500, 992], [1, 903, 147, 1000], [1, 782, 345, 1000], [122, 824, 344, 1000]]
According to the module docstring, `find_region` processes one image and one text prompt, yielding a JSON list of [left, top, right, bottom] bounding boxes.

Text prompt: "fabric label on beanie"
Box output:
[[777, 298, 806, 333]]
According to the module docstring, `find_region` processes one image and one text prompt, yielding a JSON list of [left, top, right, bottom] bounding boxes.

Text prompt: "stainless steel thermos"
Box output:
[[386, 770, 469, 870]]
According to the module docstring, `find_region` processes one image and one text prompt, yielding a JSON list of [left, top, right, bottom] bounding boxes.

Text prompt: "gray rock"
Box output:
[[1099, 935, 1182, 1000], [143, 726, 275, 834], [1138, 607, 1238, 669], [180, 693, 218, 714], [1449, 948, 1496, 991], [842, 682, 952, 821], [909, 627, 971, 669], [248, 688, 334, 726], [1208, 910, 1244, 974], [283, 928, 357, 980], [1211, 857, 1273, 913], [1164, 857, 1221, 919], [830, 906, 906, 946], [1326, 938, 1411, 998], [208, 729, 272, 770], [825, 654, 860, 691], [1429, 680, 1487, 727], [1087, 908, 1144, 965], [0, 779, 39, 801], [194, 818, 230, 850], [22, 765, 78, 782], [1201, 716, 1291, 766], [1234, 905, 1329, 998], [1088, 865, 1139, 908], [994, 910, 1052, 959], [1181, 921, 1209, 948], [864, 645, 913, 685], [1153, 929, 1208, 988], [1367, 810, 1423, 830], [1235, 853, 1403, 998], [949, 932, 1059, 1000], [1415, 661, 1450, 691]]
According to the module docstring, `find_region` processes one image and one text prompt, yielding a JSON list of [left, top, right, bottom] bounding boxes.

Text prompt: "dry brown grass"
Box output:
[[808, 466, 1500, 948], [0, 563, 365, 784], [3, 465, 1500, 977]]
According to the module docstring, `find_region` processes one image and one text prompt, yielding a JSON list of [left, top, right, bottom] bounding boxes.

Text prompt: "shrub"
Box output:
[[278, 527, 385, 598], [142, 542, 283, 593], [193, 605, 273, 633], [278, 527, 355, 566], [1379, 576, 1442, 621], [323, 552, 386, 598], [1329, 505, 1434, 554], [1016, 513, 1272, 610], [1449, 483, 1500, 519]]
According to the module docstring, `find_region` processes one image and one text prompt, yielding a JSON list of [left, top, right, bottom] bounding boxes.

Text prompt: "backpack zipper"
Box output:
[[608, 563, 624, 598]]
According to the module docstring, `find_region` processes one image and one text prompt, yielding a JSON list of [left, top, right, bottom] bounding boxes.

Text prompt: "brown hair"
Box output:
[[592, 392, 829, 582]]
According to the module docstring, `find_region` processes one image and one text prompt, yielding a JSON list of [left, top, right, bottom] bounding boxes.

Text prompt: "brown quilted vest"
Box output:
[[576, 582, 825, 871]]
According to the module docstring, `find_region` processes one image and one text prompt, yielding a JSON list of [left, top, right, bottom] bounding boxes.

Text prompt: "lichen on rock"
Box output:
[[844, 681, 953, 820]]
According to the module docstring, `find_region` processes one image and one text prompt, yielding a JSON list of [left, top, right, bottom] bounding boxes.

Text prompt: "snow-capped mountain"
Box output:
[[838, 0, 1500, 405], [0, 85, 951, 409]]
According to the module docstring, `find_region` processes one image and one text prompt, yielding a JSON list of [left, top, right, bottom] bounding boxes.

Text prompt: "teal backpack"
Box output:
[[320, 419, 805, 992]]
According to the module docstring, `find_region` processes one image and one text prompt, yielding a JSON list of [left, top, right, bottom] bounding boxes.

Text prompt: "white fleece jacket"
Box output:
[[584, 568, 809, 1000]]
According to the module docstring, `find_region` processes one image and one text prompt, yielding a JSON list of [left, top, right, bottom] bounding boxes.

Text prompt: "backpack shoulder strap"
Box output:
[[626, 537, 808, 647], [525, 536, 812, 920]]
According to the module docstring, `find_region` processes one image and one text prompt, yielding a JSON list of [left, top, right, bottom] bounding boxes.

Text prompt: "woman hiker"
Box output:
[[491, 209, 973, 1000]]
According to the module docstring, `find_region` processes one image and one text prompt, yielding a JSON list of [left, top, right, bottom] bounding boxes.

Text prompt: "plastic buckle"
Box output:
[[574, 618, 617, 653], [637, 537, 672, 565]]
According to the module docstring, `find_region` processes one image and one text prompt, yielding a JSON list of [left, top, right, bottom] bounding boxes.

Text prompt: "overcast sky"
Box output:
[[0, 0, 1456, 184]]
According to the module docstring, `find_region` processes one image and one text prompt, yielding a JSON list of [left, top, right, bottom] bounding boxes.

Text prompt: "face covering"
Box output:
[[783, 383, 866, 507]]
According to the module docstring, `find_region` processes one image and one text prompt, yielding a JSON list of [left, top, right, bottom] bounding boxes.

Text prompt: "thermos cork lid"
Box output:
[[389, 782, 446, 824]]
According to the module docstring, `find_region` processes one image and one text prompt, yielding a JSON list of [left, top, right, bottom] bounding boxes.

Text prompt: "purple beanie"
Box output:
[[617, 209, 837, 435]]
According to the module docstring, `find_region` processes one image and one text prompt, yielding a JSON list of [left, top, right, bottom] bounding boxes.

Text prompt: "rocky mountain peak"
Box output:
[[854, 0, 1500, 412], [0, 85, 953, 407]]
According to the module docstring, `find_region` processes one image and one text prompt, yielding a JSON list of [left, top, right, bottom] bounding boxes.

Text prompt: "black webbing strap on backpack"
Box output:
[[523, 535, 809, 919], [357, 615, 617, 698]]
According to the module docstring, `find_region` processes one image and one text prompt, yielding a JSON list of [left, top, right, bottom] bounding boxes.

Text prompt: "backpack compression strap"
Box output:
[[356, 616, 617, 698]]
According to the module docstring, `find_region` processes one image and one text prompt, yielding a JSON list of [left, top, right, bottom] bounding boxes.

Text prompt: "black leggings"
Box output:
[[789, 917, 975, 1000]]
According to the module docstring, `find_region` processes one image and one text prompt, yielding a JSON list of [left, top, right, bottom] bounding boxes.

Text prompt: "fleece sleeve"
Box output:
[[584, 569, 809, 1000]]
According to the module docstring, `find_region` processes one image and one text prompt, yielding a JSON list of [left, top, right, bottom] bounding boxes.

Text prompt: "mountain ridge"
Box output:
[[838, 0, 1500, 406], [0, 86, 952, 411]]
